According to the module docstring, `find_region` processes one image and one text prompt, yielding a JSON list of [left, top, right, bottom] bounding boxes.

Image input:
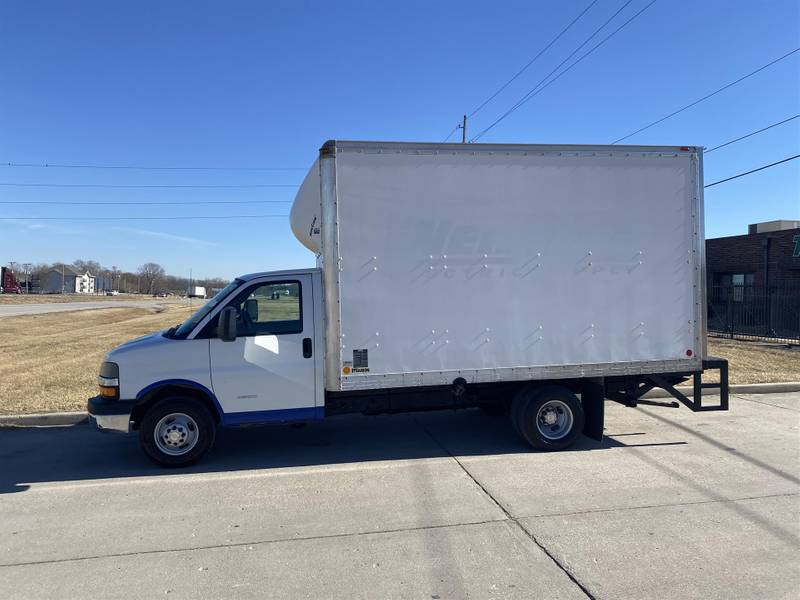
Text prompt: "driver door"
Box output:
[[209, 275, 316, 420]]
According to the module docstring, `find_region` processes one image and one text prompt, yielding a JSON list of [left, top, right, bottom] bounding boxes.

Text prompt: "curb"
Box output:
[[0, 411, 88, 427], [643, 381, 800, 399]]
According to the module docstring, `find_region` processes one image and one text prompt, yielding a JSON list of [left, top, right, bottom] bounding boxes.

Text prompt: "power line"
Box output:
[[0, 200, 291, 205], [0, 182, 299, 189], [612, 47, 800, 144], [704, 154, 799, 188], [1, 215, 290, 221], [442, 124, 461, 143], [2, 161, 306, 171], [468, 0, 599, 120], [445, 0, 599, 142], [471, 0, 654, 142], [445, 0, 607, 143], [3, 160, 797, 212], [705, 114, 799, 154]]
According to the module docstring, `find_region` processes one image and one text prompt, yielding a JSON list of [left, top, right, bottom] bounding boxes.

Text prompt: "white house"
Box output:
[[40, 265, 96, 294]]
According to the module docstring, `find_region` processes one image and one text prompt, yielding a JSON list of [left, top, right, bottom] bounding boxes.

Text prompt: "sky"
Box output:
[[1, 0, 798, 281]]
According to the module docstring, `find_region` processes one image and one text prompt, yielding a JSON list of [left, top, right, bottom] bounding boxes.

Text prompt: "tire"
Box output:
[[139, 397, 216, 467], [510, 387, 530, 436], [514, 385, 584, 451]]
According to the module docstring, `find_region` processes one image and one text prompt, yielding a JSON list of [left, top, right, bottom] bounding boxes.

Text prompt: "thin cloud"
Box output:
[[114, 226, 219, 247], [0, 218, 84, 234]]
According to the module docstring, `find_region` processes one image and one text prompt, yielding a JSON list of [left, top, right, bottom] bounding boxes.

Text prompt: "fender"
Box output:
[[135, 379, 224, 424], [134, 379, 323, 427]]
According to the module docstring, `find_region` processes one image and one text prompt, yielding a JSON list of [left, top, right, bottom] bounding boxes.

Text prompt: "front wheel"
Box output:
[[139, 398, 216, 467], [512, 386, 584, 451]]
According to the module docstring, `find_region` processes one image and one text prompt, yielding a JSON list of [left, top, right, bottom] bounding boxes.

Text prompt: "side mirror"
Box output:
[[219, 306, 238, 342], [244, 298, 258, 321]]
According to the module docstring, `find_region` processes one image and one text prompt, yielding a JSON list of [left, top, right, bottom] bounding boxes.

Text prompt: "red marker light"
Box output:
[[686, 349, 693, 357], [679, 147, 691, 152]]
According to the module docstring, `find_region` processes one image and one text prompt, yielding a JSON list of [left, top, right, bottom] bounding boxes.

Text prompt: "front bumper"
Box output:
[[87, 396, 137, 433]]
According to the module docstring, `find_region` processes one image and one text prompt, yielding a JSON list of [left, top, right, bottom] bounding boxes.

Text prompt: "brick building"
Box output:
[[706, 220, 800, 290], [705, 220, 800, 342]]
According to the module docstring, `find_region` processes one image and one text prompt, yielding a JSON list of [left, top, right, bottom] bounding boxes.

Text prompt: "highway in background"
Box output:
[[0, 299, 184, 318]]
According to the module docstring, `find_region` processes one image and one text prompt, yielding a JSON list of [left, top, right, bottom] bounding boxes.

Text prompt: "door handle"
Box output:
[[302, 337, 312, 358]]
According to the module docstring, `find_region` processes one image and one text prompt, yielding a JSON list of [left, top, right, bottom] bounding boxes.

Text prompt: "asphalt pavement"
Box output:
[[1, 393, 798, 599], [0, 299, 183, 317]]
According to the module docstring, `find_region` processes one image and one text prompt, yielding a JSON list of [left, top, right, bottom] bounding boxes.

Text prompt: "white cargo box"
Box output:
[[291, 141, 705, 392]]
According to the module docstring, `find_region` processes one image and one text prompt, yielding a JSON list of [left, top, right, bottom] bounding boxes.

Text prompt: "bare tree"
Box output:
[[137, 262, 165, 295], [73, 259, 102, 275]]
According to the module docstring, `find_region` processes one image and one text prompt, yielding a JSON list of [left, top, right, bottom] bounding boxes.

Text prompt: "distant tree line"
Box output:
[[26, 260, 228, 295]]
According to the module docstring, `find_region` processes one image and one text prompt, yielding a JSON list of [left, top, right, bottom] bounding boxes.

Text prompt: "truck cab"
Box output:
[[89, 268, 324, 466]]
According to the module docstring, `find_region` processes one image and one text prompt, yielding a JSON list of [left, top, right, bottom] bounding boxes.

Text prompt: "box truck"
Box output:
[[187, 286, 207, 299], [88, 141, 728, 466]]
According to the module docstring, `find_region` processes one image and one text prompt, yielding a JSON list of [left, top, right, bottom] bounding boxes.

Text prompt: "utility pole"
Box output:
[[22, 263, 31, 293], [458, 114, 467, 143], [61, 264, 65, 294], [8, 261, 16, 292]]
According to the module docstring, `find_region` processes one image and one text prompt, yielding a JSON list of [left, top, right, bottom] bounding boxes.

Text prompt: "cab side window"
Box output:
[[233, 281, 302, 336]]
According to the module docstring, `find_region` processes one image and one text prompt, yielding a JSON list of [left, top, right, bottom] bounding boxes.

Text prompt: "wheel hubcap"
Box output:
[[154, 413, 199, 456], [536, 400, 574, 441]]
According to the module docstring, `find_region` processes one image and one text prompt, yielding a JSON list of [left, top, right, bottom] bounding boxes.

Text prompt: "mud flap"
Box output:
[[581, 378, 604, 442]]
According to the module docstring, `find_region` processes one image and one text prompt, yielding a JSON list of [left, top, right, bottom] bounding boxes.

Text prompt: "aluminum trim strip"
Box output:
[[320, 146, 343, 391], [339, 358, 703, 391], [328, 140, 700, 155]]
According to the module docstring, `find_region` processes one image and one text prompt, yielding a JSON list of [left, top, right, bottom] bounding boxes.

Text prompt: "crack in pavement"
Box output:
[[5, 404, 797, 577], [518, 491, 800, 520], [5, 490, 793, 571], [0, 518, 508, 569], [733, 393, 800, 413], [412, 416, 598, 600]]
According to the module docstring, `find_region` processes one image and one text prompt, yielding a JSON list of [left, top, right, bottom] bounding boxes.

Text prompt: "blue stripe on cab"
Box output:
[[223, 406, 324, 426]]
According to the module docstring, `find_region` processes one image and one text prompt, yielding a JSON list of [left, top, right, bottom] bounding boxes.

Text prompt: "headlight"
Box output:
[[98, 362, 119, 399]]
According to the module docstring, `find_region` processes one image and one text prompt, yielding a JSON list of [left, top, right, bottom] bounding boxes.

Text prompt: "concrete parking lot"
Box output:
[[1, 393, 798, 599]]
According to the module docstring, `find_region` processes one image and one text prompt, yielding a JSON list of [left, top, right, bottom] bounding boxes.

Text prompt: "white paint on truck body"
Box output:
[[295, 141, 704, 392]]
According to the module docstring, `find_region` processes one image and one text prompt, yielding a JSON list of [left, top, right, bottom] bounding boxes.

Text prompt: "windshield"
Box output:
[[172, 278, 244, 339]]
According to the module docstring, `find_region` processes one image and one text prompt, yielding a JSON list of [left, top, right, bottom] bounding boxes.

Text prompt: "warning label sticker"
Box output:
[[352, 349, 369, 372]]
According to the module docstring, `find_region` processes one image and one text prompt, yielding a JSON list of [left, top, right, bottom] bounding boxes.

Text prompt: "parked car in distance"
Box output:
[[106, 290, 120, 296]]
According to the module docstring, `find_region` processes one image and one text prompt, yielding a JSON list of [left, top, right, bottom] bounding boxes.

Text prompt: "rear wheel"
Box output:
[[510, 387, 530, 436], [512, 385, 584, 450], [139, 397, 216, 467]]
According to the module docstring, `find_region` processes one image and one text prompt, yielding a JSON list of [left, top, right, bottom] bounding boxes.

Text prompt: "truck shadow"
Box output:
[[0, 409, 684, 494]]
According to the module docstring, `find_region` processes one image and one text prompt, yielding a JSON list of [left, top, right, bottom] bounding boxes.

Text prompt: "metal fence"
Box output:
[[707, 283, 800, 345]]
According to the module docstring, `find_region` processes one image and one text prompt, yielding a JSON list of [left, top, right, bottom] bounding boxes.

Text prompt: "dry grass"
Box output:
[[707, 337, 800, 385], [0, 307, 796, 415], [0, 294, 168, 305], [0, 305, 194, 415]]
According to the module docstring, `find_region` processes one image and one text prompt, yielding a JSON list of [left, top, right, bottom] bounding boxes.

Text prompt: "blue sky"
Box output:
[[1, 0, 798, 280]]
